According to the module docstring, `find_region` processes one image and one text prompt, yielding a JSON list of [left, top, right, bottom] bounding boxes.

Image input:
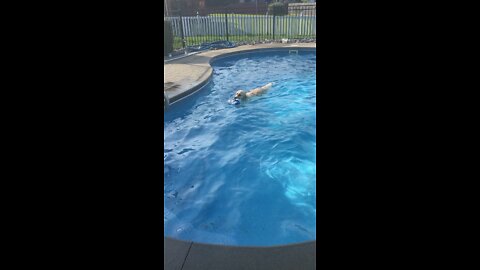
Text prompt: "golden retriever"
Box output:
[[234, 83, 273, 101]]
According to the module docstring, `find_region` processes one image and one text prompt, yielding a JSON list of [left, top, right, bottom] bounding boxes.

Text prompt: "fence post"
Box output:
[[273, 14, 276, 40], [179, 12, 186, 49], [225, 10, 229, 42]]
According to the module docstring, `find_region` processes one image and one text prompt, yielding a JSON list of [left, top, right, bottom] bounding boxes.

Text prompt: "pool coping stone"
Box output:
[[165, 237, 316, 270], [164, 238, 193, 270]]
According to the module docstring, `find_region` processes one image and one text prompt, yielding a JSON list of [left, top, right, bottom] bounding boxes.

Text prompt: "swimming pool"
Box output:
[[164, 49, 316, 246]]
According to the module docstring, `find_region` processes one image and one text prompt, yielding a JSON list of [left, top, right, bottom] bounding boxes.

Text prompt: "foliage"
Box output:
[[268, 2, 288, 16], [206, 0, 237, 7]]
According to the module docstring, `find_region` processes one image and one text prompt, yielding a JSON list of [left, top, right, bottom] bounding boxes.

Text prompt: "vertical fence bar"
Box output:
[[273, 14, 276, 40], [261, 15, 264, 41], [179, 13, 186, 49], [204, 15, 206, 44], [213, 15, 216, 41], [225, 11, 229, 42], [255, 13, 259, 42], [248, 13, 251, 42], [252, 13, 254, 42], [242, 14, 245, 42], [302, 8, 305, 38], [287, 9, 293, 39], [209, 15, 212, 43], [200, 16, 204, 45]]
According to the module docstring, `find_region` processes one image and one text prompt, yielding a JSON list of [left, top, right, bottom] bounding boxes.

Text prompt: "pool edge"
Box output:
[[164, 43, 316, 107], [165, 237, 316, 270]]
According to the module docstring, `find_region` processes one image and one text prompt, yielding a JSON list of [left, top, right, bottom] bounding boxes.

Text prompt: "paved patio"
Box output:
[[164, 43, 316, 105]]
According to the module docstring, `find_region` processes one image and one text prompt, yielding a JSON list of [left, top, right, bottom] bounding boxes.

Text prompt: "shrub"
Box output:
[[164, 20, 174, 56], [268, 2, 288, 16]]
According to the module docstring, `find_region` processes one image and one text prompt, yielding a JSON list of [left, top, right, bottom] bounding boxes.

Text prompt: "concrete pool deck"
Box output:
[[164, 43, 316, 105], [165, 237, 316, 270]]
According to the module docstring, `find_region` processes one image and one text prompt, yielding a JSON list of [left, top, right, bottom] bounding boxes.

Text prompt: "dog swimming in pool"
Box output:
[[229, 83, 273, 105]]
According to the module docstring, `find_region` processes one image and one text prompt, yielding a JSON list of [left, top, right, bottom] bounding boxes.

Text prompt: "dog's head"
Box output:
[[234, 90, 247, 100]]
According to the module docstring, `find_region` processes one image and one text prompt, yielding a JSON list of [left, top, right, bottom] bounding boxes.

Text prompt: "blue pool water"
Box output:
[[164, 50, 316, 246]]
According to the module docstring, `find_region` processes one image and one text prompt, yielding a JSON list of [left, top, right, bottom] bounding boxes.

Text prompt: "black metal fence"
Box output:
[[164, 5, 316, 51]]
